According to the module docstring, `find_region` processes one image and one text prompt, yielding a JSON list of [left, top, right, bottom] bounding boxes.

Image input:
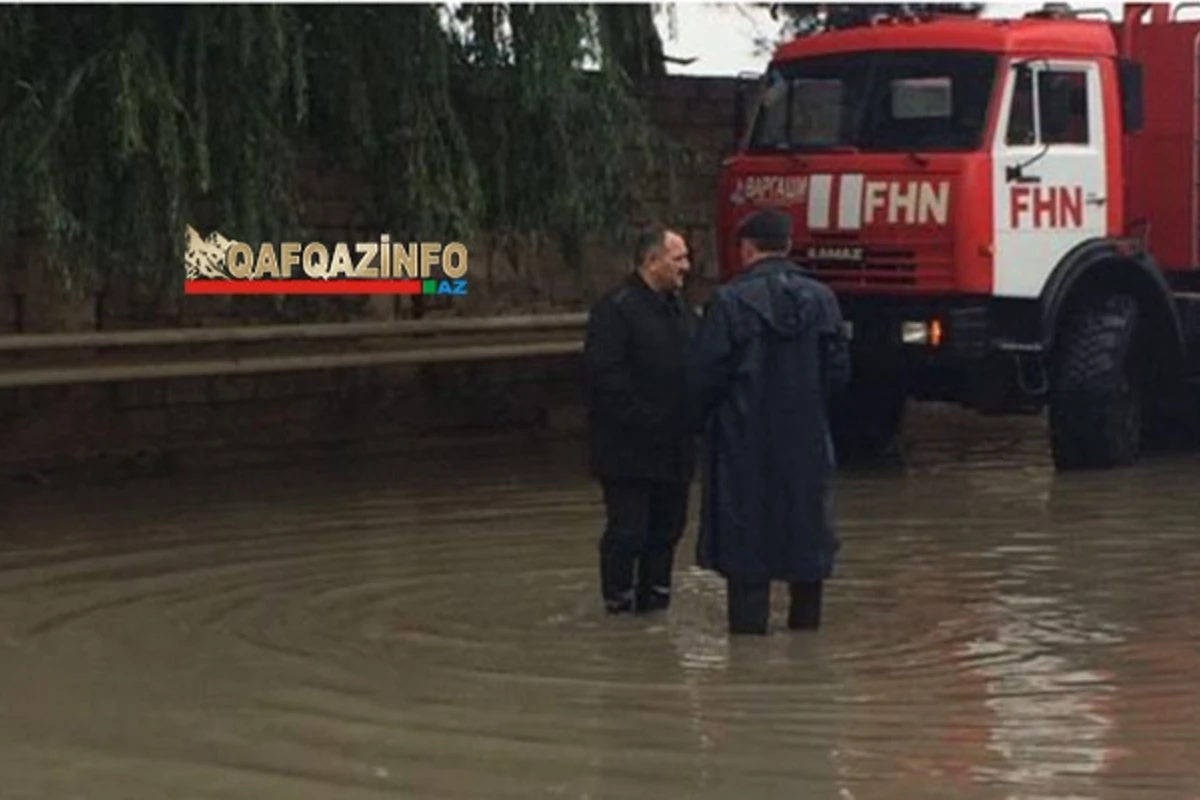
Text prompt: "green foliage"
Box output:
[[0, 5, 307, 301], [0, 3, 669, 303], [766, 3, 984, 38], [444, 3, 661, 272]]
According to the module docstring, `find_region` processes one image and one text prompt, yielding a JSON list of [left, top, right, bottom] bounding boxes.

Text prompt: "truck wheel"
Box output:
[[830, 378, 906, 463], [1048, 293, 1142, 470]]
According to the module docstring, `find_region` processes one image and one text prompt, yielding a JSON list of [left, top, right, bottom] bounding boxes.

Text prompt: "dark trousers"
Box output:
[[598, 478, 690, 614], [726, 579, 824, 635]]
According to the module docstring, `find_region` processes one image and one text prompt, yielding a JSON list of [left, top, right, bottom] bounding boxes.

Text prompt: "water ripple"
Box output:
[[0, 407, 1199, 798]]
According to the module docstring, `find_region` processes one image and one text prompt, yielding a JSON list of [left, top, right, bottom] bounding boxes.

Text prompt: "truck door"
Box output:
[[991, 59, 1108, 299]]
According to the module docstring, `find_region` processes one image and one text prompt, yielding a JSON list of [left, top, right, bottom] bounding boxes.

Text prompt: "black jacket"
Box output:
[[584, 272, 697, 483]]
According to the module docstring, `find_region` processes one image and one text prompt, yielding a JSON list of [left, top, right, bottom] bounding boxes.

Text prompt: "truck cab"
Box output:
[[714, 5, 1200, 469]]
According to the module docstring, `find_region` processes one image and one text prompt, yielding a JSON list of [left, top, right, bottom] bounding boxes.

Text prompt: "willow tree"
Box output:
[[440, 3, 667, 277], [0, 3, 673, 317]]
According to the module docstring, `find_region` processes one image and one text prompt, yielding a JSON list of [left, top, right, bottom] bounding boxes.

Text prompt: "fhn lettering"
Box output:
[[862, 180, 949, 226], [807, 174, 950, 230], [1009, 186, 1084, 229], [224, 239, 469, 280]]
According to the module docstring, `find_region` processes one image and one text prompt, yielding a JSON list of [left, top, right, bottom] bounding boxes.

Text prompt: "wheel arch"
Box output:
[[1040, 238, 1186, 377]]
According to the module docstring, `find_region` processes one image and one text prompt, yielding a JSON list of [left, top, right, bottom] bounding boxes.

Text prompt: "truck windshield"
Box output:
[[747, 50, 998, 153]]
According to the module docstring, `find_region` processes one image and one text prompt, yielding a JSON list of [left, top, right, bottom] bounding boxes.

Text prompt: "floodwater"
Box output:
[[1, 405, 1199, 800]]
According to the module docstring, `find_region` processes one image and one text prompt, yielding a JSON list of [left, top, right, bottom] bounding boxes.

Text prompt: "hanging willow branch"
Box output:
[[0, 4, 308, 307], [0, 2, 674, 305]]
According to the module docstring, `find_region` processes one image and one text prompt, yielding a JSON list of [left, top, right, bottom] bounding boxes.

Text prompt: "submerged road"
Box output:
[[1, 405, 1198, 799]]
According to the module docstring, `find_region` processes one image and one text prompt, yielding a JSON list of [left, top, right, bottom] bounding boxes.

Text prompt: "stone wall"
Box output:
[[0, 74, 742, 478]]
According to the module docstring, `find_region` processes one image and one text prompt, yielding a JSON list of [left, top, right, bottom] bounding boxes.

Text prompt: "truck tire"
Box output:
[[1048, 293, 1141, 470], [830, 377, 906, 463]]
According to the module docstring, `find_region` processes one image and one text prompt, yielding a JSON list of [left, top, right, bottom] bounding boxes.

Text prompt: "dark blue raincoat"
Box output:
[[686, 257, 851, 583]]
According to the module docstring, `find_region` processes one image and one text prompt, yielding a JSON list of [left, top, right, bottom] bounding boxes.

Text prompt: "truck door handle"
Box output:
[[1087, 194, 1106, 206]]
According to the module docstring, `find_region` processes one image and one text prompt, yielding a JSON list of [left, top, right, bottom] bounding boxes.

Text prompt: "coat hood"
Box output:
[[729, 257, 822, 340]]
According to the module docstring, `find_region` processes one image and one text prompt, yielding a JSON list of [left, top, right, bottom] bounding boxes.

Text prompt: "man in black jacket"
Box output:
[[584, 226, 696, 615]]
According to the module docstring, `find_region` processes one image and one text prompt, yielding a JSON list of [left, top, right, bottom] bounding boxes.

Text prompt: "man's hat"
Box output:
[[736, 209, 793, 241]]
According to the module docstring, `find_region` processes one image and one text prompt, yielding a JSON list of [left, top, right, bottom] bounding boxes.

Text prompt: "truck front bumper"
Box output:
[[839, 296, 1041, 366]]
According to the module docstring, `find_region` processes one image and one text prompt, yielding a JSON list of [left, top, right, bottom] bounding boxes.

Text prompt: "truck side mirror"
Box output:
[[1119, 58, 1144, 133]]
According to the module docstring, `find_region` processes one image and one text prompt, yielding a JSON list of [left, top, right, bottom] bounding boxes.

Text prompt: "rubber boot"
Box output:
[[788, 581, 823, 630], [635, 546, 674, 613], [599, 538, 637, 614], [727, 580, 770, 635]]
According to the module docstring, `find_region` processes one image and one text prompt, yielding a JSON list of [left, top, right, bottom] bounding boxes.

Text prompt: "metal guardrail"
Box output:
[[0, 312, 590, 351], [0, 341, 585, 388], [0, 313, 590, 388]]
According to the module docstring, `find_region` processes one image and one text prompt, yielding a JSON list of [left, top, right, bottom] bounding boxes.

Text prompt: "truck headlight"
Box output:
[[901, 320, 942, 347]]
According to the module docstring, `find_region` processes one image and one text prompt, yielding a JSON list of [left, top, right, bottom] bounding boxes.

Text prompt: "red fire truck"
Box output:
[[716, 2, 1200, 470]]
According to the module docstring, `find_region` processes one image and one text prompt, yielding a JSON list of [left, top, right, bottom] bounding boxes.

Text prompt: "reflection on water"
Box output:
[[1, 404, 1199, 799], [967, 588, 1124, 794]]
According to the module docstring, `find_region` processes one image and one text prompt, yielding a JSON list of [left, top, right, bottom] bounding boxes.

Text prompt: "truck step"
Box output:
[[993, 341, 1043, 354]]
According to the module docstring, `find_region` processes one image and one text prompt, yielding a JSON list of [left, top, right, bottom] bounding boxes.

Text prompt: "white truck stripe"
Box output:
[[838, 173, 864, 230], [808, 174, 832, 230]]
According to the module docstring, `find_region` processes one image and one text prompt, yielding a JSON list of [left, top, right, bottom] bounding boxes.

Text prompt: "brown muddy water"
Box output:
[[1, 405, 1199, 800]]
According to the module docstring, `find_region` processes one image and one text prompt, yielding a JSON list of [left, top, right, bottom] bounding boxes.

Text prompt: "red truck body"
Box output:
[[1122, 5, 1200, 270], [714, 3, 1200, 469]]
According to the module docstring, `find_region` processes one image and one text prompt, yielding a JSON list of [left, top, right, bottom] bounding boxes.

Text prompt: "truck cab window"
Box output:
[[1004, 64, 1090, 147], [745, 50, 997, 153], [753, 74, 790, 148], [1039, 70, 1088, 144], [792, 79, 845, 146], [1006, 67, 1035, 146]]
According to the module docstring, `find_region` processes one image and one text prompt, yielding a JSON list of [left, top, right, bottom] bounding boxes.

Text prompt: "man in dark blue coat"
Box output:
[[687, 209, 851, 635]]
